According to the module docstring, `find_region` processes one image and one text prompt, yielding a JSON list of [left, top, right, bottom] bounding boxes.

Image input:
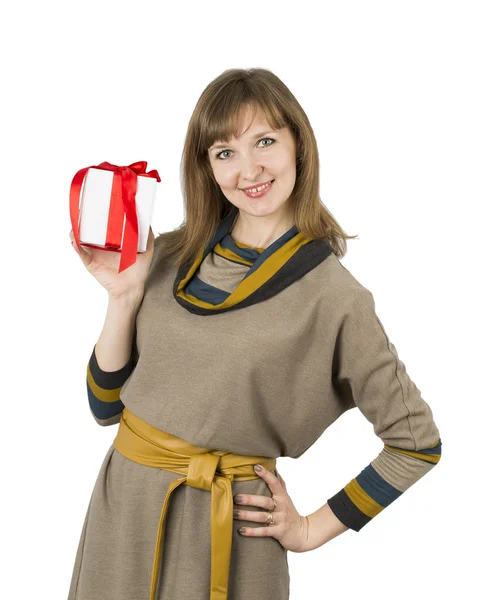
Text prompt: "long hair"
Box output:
[[156, 68, 358, 268]]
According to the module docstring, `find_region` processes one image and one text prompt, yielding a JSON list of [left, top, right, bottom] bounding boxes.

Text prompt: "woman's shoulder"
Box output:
[[152, 229, 180, 259], [153, 230, 170, 249], [143, 231, 178, 282], [313, 251, 371, 301]]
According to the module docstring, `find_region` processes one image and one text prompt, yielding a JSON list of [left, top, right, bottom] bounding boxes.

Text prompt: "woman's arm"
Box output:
[[86, 292, 143, 426], [304, 503, 350, 550], [322, 288, 442, 534]]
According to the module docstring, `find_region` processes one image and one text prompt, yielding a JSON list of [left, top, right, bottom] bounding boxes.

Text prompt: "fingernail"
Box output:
[[235, 495, 244, 503], [254, 464, 262, 472], [233, 510, 240, 518], [238, 528, 246, 534]]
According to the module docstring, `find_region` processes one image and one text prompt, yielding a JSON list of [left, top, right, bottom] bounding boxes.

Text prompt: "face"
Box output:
[[207, 104, 297, 220]]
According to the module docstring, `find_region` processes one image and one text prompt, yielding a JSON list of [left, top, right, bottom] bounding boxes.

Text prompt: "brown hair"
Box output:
[[155, 67, 358, 268]]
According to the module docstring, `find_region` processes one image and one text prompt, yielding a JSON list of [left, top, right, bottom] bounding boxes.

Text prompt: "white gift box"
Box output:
[[78, 167, 158, 253]]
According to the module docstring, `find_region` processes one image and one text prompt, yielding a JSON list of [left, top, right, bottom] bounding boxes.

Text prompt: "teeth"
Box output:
[[245, 181, 273, 193]]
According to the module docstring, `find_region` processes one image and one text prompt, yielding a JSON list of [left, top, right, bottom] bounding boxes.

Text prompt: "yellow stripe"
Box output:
[[345, 479, 384, 518], [232, 240, 265, 252], [384, 445, 441, 464], [214, 244, 254, 266], [86, 363, 123, 403], [176, 233, 312, 310]]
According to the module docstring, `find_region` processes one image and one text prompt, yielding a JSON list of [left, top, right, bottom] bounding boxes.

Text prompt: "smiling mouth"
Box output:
[[241, 179, 275, 192]]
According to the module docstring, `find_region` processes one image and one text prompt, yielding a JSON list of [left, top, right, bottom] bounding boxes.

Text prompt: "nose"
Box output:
[[238, 153, 264, 182]]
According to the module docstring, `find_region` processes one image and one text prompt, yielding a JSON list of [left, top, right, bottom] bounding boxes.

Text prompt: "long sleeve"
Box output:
[[327, 287, 442, 531], [86, 338, 138, 426]]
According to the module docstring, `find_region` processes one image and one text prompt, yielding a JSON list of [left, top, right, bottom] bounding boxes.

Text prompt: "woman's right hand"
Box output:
[[69, 226, 156, 299]]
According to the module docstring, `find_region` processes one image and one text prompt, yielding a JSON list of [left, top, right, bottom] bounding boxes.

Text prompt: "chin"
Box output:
[[240, 201, 288, 217]]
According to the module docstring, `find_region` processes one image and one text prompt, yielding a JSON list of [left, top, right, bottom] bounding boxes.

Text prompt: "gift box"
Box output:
[[69, 161, 161, 273]]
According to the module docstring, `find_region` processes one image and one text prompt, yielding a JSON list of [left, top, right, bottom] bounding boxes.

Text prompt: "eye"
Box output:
[[215, 137, 276, 160]]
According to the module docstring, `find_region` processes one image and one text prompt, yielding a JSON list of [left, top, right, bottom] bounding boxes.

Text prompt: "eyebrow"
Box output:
[[209, 131, 276, 152]]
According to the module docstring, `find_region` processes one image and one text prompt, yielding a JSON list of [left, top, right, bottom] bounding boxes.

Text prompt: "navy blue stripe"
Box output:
[[237, 226, 299, 281], [211, 248, 255, 267], [173, 207, 334, 316], [356, 464, 403, 508], [386, 438, 442, 457], [417, 439, 442, 455], [184, 276, 230, 305], [198, 207, 299, 281], [387, 438, 442, 455], [87, 383, 125, 420], [220, 235, 263, 262], [185, 224, 299, 305]]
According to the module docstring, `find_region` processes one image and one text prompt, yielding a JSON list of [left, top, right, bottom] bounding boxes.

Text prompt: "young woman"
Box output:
[[68, 67, 442, 600]]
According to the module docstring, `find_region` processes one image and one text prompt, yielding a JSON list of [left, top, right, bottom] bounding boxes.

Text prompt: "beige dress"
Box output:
[[68, 207, 441, 599]]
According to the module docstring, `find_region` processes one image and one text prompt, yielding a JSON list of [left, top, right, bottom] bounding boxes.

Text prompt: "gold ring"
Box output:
[[266, 512, 275, 526], [267, 497, 277, 512]]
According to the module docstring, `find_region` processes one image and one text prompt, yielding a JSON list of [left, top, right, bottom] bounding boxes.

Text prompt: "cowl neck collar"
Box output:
[[173, 207, 333, 315]]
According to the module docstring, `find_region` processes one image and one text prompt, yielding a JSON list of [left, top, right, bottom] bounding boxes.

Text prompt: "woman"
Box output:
[[67, 68, 442, 600]]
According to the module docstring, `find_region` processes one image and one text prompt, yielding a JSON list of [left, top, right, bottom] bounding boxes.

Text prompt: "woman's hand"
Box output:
[[234, 464, 310, 553], [69, 226, 156, 299]]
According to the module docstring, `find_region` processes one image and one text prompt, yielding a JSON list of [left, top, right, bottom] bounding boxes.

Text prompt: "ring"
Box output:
[[266, 512, 275, 526], [267, 497, 277, 512]]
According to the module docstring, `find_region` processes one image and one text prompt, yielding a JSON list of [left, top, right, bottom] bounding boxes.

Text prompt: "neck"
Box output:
[[229, 206, 295, 250]]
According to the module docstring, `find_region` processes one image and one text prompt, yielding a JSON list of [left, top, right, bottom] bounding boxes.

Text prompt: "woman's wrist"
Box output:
[[303, 503, 350, 551], [108, 289, 145, 309]]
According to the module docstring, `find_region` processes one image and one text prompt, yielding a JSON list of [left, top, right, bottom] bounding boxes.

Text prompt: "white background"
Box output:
[[2, 1, 479, 598]]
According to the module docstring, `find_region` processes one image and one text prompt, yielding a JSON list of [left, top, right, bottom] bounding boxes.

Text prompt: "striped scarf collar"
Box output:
[[173, 207, 333, 315]]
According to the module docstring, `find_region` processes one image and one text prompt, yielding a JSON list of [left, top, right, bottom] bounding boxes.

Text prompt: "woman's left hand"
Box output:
[[234, 464, 310, 553]]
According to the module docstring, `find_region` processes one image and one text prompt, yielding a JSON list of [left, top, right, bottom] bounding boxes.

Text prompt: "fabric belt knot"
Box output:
[[187, 452, 221, 490], [112, 407, 276, 600]]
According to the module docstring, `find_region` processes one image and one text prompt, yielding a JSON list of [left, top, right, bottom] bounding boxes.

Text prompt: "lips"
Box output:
[[241, 179, 275, 192]]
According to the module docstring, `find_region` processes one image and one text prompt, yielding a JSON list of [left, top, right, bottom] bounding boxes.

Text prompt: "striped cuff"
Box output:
[[86, 345, 135, 421], [327, 438, 442, 531]]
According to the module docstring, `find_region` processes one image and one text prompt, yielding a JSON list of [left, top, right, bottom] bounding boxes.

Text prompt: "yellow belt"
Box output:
[[112, 407, 276, 600]]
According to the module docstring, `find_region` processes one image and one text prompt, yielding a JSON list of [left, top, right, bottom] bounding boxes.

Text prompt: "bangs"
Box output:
[[201, 93, 288, 155]]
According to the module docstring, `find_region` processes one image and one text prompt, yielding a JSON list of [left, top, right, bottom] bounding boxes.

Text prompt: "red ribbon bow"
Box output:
[[69, 161, 161, 273]]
